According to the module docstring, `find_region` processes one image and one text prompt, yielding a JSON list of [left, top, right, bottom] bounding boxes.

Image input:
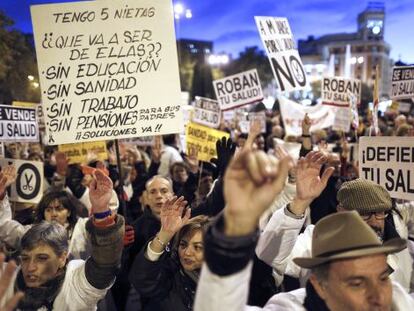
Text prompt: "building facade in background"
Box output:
[[298, 2, 392, 97]]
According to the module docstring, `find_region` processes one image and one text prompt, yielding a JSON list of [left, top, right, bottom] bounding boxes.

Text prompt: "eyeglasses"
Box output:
[[360, 212, 388, 221]]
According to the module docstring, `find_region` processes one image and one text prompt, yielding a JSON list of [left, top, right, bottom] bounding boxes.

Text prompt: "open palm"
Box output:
[[0, 165, 16, 197], [160, 196, 191, 236], [296, 151, 334, 201]]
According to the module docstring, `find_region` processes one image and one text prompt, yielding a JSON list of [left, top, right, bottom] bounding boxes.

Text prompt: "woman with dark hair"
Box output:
[[35, 191, 81, 239], [129, 196, 209, 311]]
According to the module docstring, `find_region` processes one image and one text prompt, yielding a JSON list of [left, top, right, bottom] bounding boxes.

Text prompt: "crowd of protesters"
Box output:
[[1, 100, 414, 311]]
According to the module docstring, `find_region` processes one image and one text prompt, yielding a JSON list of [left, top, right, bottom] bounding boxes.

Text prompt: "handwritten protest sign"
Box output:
[[31, 0, 182, 145], [58, 141, 107, 164], [193, 97, 221, 128], [321, 77, 361, 107], [279, 97, 335, 136], [332, 107, 351, 133], [0, 105, 39, 142], [0, 159, 43, 203], [13, 101, 45, 129], [213, 69, 263, 110], [185, 122, 229, 162], [359, 137, 414, 201], [255, 17, 307, 92], [391, 66, 414, 100]]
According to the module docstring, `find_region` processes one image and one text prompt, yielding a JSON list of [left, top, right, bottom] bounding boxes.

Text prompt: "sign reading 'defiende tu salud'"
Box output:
[[359, 137, 414, 201], [31, 0, 182, 145]]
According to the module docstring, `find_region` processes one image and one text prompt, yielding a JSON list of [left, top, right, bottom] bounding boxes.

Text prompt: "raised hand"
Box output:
[[210, 137, 237, 177], [295, 151, 334, 201], [224, 149, 293, 236], [245, 119, 262, 150], [0, 165, 17, 198], [302, 113, 311, 135], [55, 152, 69, 176], [0, 254, 24, 311], [89, 169, 113, 213], [160, 196, 190, 238], [151, 136, 163, 163]]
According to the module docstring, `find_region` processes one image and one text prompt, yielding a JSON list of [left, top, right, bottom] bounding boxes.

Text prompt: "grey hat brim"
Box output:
[[293, 238, 406, 269]]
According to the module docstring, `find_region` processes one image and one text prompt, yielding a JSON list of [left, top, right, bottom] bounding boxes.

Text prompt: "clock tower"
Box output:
[[357, 2, 385, 41]]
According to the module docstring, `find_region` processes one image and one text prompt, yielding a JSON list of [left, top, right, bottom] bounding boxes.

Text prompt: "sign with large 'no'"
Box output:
[[0, 159, 43, 204], [255, 16, 308, 92]]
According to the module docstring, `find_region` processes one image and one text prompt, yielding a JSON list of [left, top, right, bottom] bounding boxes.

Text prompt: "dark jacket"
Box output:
[[130, 246, 197, 311]]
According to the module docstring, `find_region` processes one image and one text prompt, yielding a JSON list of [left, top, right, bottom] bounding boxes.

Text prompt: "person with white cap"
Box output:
[[193, 148, 414, 310]]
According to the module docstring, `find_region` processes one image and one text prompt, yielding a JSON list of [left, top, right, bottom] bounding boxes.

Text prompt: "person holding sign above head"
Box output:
[[0, 169, 124, 310]]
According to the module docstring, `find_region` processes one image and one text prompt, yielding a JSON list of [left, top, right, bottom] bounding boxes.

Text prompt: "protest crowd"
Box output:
[[1, 1, 414, 311]]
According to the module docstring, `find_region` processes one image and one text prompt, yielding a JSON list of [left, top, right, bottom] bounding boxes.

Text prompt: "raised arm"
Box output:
[[84, 170, 124, 289], [256, 151, 333, 284], [0, 166, 29, 249], [129, 196, 190, 298], [195, 148, 292, 311]]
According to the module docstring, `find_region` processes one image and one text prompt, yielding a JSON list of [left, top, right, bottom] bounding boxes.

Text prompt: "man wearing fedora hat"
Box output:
[[255, 158, 414, 291], [193, 148, 414, 310]]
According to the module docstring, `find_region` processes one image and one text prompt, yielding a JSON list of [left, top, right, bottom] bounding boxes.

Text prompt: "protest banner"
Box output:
[[213, 69, 263, 110], [0, 105, 39, 142], [121, 136, 155, 147], [321, 77, 361, 107], [332, 107, 351, 133], [279, 97, 335, 136], [255, 17, 307, 92], [359, 137, 414, 201], [398, 102, 412, 113], [13, 101, 45, 129], [31, 0, 182, 145], [193, 97, 221, 128], [185, 122, 229, 162], [58, 141, 108, 164], [390, 66, 414, 100], [0, 159, 43, 204]]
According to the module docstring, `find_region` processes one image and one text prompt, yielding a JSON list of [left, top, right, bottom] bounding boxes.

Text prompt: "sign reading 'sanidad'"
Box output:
[[255, 16, 307, 92], [31, 0, 182, 145], [213, 69, 263, 110]]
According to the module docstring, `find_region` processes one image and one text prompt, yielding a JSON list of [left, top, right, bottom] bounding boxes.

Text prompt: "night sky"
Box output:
[[2, 0, 414, 63]]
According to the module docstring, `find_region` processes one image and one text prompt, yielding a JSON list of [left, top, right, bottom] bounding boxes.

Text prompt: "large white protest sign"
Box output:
[[359, 137, 414, 201], [321, 77, 361, 107], [0, 105, 39, 142], [332, 107, 351, 133], [0, 159, 44, 204], [213, 69, 263, 110], [193, 97, 221, 128], [255, 17, 307, 92], [391, 66, 414, 100], [279, 97, 335, 136], [31, 0, 182, 145]]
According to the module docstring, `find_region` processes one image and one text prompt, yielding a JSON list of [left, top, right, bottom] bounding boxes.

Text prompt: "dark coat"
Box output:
[[130, 247, 197, 311]]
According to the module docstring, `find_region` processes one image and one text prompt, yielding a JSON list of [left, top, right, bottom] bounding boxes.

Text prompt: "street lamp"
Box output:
[[208, 54, 230, 66], [174, 3, 192, 20]]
